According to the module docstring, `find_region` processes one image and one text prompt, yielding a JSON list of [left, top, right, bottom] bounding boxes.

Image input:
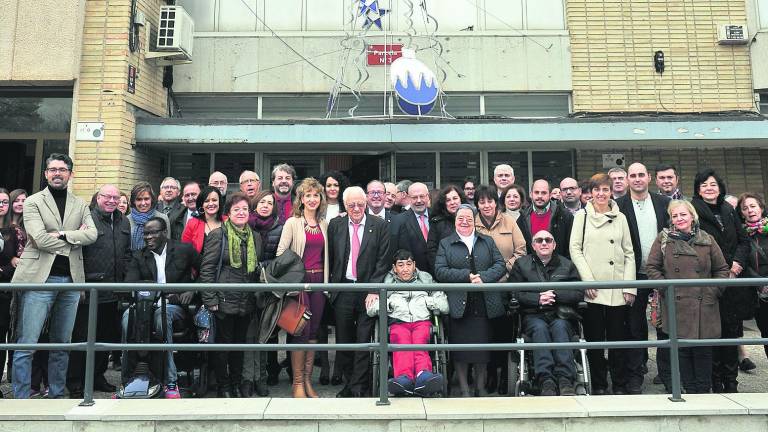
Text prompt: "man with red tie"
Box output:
[[327, 186, 391, 397], [389, 182, 432, 275]]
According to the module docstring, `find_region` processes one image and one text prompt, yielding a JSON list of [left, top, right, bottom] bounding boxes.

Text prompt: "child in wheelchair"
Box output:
[[367, 249, 449, 397]]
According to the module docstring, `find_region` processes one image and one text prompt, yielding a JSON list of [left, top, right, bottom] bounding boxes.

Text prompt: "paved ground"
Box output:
[[1, 320, 766, 399]]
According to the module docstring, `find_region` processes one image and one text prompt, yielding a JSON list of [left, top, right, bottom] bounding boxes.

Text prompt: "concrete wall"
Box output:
[[567, 0, 755, 112], [172, 34, 572, 94], [746, 0, 768, 90], [0, 0, 86, 84]]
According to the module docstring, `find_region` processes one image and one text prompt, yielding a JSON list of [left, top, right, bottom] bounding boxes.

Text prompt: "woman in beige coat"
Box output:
[[276, 177, 329, 398], [570, 173, 636, 395], [474, 184, 527, 394]]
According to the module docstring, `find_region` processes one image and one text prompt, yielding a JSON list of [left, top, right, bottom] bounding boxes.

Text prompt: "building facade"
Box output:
[[1, 0, 768, 197]]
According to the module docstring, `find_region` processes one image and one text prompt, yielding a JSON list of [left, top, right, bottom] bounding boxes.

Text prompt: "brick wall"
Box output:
[[567, 0, 755, 112], [72, 0, 168, 199], [575, 146, 768, 196]]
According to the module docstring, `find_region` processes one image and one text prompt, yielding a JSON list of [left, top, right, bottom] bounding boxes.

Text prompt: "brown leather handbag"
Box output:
[[277, 295, 312, 336]]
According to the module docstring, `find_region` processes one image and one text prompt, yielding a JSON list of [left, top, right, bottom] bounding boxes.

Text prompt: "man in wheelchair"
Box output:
[[509, 230, 583, 396], [367, 249, 449, 397], [120, 217, 200, 399]]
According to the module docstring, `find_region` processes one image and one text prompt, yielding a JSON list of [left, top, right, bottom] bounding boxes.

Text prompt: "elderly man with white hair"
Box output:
[[493, 164, 515, 197], [327, 186, 391, 397]]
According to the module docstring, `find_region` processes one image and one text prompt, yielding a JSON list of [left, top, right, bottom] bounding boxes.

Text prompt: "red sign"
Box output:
[[367, 44, 403, 66]]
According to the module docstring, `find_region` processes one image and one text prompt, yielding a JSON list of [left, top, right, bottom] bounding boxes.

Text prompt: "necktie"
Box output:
[[351, 222, 361, 279], [418, 214, 428, 241]]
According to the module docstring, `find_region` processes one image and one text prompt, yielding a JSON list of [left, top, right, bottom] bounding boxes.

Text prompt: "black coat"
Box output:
[[517, 201, 574, 258], [199, 227, 263, 316], [691, 197, 752, 321], [83, 208, 132, 302], [426, 214, 455, 275], [254, 219, 284, 266], [327, 215, 391, 302], [434, 231, 507, 319], [509, 254, 583, 313], [124, 239, 200, 285], [616, 193, 670, 273], [169, 206, 191, 242], [389, 209, 431, 276]]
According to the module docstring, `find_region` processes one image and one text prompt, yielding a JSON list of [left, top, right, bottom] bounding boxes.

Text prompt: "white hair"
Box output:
[[343, 186, 366, 204], [494, 164, 514, 176]]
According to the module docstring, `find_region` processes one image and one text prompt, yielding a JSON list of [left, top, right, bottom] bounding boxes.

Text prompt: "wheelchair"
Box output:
[[506, 299, 591, 397], [118, 292, 209, 398], [370, 313, 449, 397]]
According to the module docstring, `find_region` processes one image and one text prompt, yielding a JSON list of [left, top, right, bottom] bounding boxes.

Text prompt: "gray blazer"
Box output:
[[11, 188, 98, 284]]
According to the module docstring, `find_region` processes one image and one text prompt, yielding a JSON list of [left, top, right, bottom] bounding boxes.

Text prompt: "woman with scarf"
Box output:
[[276, 177, 329, 398], [474, 184, 527, 394], [738, 192, 768, 360], [127, 182, 170, 251], [502, 184, 528, 221], [690, 169, 750, 393], [646, 200, 730, 393], [569, 173, 636, 395], [200, 192, 263, 398], [427, 184, 468, 277]]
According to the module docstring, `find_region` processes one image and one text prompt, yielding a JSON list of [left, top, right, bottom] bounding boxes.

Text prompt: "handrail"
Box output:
[[2, 277, 767, 406]]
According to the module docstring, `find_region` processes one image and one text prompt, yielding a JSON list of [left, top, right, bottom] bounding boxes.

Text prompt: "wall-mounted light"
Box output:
[[654, 51, 665, 74]]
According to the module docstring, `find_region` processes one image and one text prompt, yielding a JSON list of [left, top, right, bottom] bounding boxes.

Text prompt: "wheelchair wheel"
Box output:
[[371, 320, 381, 396], [432, 315, 449, 397], [578, 347, 591, 395], [506, 352, 519, 396]]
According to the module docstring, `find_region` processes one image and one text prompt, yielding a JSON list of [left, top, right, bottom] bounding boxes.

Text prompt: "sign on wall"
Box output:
[[367, 44, 403, 66]]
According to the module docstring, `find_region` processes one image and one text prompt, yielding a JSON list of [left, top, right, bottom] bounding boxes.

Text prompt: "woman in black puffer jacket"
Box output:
[[690, 169, 750, 393], [427, 184, 468, 276], [250, 190, 284, 265]]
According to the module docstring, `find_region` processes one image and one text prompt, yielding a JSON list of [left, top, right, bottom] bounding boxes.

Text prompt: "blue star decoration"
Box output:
[[358, 0, 388, 30]]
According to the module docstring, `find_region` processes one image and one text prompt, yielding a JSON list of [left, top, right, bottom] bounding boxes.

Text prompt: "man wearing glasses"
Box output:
[[509, 230, 582, 396], [239, 170, 261, 199], [11, 153, 98, 399], [156, 177, 182, 216], [67, 184, 132, 397], [366, 180, 392, 223]]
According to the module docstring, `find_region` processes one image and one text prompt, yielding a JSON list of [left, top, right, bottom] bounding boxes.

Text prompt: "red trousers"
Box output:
[[389, 320, 432, 380]]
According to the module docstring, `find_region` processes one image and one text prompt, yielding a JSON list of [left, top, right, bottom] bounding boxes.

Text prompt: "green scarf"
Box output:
[[224, 219, 257, 274]]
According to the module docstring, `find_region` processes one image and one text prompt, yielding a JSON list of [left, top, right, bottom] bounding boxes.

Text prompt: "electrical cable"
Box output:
[[129, 0, 139, 52], [459, 0, 554, 51]]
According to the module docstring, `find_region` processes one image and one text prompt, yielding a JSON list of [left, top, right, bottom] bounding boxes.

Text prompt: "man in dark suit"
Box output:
[[517, 179, 574, 258], [366, 180, 393, 224], [169, 181, 200, 241], [616, 162, 670, 394], [121, 217, 200, 398], [328, 186, 391, 397], [389, 182, 432, 275]]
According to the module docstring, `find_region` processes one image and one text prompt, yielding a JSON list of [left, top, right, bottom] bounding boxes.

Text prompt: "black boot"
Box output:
[[239, 380, 254, 397], [217, 386, 233, 398], [724, 380, 739, 393]]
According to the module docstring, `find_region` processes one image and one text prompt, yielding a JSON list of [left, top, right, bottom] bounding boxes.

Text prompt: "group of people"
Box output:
[[0, 153, 766, 400]]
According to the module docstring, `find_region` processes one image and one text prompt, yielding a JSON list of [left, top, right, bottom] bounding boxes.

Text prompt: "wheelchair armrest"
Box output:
[[506, 298, 520, 316], [577, 301, 588, 310]]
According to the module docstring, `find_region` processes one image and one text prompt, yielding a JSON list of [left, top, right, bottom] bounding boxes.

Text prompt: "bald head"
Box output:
[[560, 177, 581, 207], [627, 162, 650, 197], [531, 179, 551, 209], [408, 182, 430, 214]]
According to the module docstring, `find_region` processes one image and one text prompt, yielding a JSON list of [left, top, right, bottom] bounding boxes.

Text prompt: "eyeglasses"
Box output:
[[98, 193, 120, 202], [367, 190, 384, 197], [240, 178, 259, 185], [45, 167, 70, 174], [347, 202, 365, 209], [143, 229, 163, 237], [0, 200, 9, 206], [533, 237, 555, 244]]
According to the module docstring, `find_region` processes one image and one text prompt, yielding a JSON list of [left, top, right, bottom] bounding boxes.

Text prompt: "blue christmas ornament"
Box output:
[[390, 49, 440, 115], [358, 0, 388, 30]]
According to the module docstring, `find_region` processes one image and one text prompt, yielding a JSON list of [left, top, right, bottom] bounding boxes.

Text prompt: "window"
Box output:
[[440, 152, 480, 188], [531, 151, 573, 188], [0, 97, 72, 133], [484, 94, 569, 118], [214, 153, 255, 189], [170, 153, 211, 185], [396, 153, 436, 190]]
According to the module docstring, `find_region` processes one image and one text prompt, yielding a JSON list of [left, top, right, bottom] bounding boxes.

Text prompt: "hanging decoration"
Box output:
[[390, 48, 439, 115]]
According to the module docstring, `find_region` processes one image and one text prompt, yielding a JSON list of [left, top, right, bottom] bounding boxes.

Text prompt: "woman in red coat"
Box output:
[[182, 186, 225, 252]]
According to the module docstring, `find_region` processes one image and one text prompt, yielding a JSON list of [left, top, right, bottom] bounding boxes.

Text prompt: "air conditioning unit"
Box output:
[[718, 24, 748, 45], [146, 5, 194, 65]]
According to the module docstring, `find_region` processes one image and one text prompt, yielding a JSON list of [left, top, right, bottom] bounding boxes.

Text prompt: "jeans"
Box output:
[[121, 304, 185, 385], [523, 314, 576, 382], [12, 276, 78, 399]]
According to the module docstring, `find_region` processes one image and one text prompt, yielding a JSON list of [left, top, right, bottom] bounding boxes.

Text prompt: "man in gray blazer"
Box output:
[[11, 153, 98, 399]]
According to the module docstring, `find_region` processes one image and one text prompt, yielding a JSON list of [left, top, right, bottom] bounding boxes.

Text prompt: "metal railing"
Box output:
[[2, 277, 768, 406]]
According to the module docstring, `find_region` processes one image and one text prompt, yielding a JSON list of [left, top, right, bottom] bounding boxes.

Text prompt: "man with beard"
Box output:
[[559, 177, 583, 214], [11, 153, 98, 399], [516, 179, 573, 258], [208, 171, 229, 196], [67, 184, 131, 397], [272, 164, 296, 224]]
